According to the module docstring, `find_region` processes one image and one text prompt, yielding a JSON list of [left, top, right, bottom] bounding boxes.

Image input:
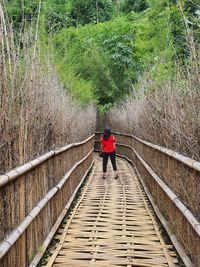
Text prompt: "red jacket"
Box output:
[[100, 135, 116, 153]]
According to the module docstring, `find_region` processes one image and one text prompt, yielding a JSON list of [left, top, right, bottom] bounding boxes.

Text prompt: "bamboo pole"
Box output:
[[95, 132, 200, 172], [0, 148, 93, 260], [0, 135, 94, 187], [29, 160, 94, 267], [125, 159, 194, 267], [0, 2, 13, 97], [110, 142, 200, 237], [95, 132, 200, 266]]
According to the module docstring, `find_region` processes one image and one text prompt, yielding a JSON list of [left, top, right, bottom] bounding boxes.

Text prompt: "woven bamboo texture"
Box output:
[[0, 136, 94, 267], [95, 132, 200, 266], [43, 157, 178, 267]]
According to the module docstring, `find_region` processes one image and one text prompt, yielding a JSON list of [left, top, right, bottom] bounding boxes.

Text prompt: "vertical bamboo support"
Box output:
[[94, 132, 200, 266], [0, 135, 94, 267]]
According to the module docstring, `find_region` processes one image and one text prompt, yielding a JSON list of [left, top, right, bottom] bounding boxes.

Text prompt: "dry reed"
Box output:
[[108, 59, 200, 161], [0, 3, 96, 174]]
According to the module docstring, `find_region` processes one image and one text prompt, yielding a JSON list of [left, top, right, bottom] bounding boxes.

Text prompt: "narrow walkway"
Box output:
[[43, 157, 179, 267]]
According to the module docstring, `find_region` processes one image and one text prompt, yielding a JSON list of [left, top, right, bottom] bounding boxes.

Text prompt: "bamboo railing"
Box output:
[[0, 135, 94, 267], [95, 132, 200, 267]]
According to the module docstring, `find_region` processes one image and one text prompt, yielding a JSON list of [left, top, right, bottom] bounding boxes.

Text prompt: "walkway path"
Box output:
[[43, 157, 179, 267]]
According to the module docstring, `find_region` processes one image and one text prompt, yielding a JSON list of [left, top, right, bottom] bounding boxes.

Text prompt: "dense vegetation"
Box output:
[[2, 0, 200, 160], [0, 1, 97, 173], [5, 1, 200, 107]]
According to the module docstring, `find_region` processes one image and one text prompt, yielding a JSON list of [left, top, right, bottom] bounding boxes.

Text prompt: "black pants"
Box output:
[[103, 152, 117, 172]]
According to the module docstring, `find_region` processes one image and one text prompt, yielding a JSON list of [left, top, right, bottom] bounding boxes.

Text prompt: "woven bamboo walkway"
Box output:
[[43, 157, 179, 267]]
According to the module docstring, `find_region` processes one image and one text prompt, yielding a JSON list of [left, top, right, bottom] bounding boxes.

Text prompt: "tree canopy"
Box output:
[[4, 0, 200, 109]]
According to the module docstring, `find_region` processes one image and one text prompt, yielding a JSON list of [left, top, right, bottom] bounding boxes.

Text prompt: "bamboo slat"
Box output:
[[94, 132, 200, 266], [43, 157, 179, 267], [95, 131, 200, 172], [0, 135, 94, 267], [116, 143, 200, 238], [29, 160, 94, 267], [0, 149, 93, 259], [0, 135, 94, 188]]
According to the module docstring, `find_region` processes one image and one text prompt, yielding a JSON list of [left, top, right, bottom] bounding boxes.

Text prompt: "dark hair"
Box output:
[[103, 127, 111, 141]]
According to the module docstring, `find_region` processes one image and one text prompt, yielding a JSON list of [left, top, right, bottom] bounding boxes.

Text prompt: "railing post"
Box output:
[[94, 131, 200, 267], [0, 135, 94, 267]]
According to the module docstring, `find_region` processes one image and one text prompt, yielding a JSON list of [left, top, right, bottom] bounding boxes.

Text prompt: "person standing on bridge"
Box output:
[[100, 127, 119, 179]]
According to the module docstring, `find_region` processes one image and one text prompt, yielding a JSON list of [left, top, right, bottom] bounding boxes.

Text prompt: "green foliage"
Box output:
[[182, 0, 200, 41], [53, 37, 95, 105], [126, 0, 148, 13], [53, 17, 137, 105], [4, 0, 200, 109], [95, 18, 138, 95], [169, 5, 188, 58], [5, 0, 40, 28], [68, 0, 113, 26], [44, 0, 70, 32], [127, 0, 199, 80]]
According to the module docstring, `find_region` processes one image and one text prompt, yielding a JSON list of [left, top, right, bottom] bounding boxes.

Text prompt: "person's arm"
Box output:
[[113, 136, 116, 150], [100, 137, 104, 152]]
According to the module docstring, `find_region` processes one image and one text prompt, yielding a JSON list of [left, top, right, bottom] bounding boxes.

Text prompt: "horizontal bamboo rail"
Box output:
[[29, 160, 94, 267], [43, 157, 180, 267], [95, 132, 200, 266], [0, 135, 94, 267]]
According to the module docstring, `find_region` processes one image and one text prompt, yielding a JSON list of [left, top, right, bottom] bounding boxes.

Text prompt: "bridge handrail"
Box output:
[[0, 135, 94, 267], [95, 131, 200, 266], [95, 132, 200, 235], [0, 135, 94, 187], [0, 149, 93, 260], [117, 143, 200, 237], [95, 131, 200, 172]]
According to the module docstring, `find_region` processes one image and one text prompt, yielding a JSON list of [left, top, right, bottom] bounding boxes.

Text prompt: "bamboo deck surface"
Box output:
[[43, 157, 179, 267]]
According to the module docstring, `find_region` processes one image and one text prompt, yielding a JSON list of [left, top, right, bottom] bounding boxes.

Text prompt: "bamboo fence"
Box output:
[[95, 132, 200, 267], [0, 135, 94, 267]]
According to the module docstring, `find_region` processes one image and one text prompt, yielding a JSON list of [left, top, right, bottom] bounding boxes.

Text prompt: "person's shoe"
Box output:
[[115, 174, 119, 179]]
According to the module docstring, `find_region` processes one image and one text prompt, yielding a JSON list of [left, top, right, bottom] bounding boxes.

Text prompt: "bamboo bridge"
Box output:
[[0, 133, 200, 267]]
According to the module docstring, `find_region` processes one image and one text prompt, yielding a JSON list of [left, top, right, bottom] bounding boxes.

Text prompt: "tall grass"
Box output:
[[0, 4, 96, 174], [108, 54, 200, 160]]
